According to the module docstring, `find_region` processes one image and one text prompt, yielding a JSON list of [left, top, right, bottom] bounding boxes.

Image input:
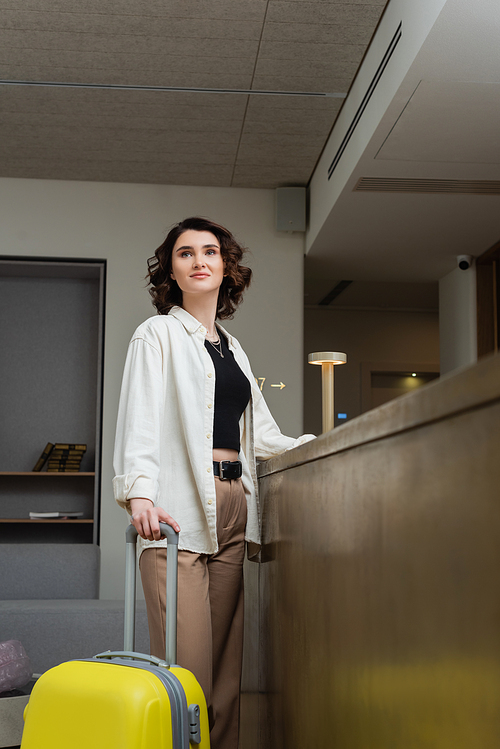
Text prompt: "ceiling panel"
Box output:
[[3, 0, 268, 20], [0, 86, 250, 117], [0, 0, 388, 188], [265, 2, 385, 25], [0, 113, 242, 133], [262, 20, 377, 44], [0, 67, 257, 89], [241, 117, 333, 136], [254, 58, 359, 80], [258, 40, 367, 63], [0, 127, 240, 150], [0, 56, 258, 78], [2, 11, 264, 38], [244, 94, 341, 115], [0, 30, 261, 57], [251, 74, 353, 92]]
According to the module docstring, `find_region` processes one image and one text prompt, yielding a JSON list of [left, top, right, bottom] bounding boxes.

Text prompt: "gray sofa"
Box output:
[[0, 544, 149, 675]]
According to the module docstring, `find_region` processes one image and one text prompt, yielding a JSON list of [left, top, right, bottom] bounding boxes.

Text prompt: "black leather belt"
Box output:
[[213, 460, 242, 480]]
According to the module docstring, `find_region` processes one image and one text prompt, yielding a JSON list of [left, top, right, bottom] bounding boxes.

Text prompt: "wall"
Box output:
[[304, 307, 440, 435], [439, 264, 477, 375], [0, 177, 306, 598]]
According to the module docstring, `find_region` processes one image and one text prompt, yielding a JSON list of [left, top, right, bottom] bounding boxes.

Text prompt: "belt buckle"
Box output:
[[219, 460, 230, 480]]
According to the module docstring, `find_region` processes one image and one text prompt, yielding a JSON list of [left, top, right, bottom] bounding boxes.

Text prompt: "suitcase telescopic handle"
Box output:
[[125, 522, 179, 666]]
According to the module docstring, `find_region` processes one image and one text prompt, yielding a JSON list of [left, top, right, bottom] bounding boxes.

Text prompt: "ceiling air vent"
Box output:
[[327, 21, 402, 181], [354, 178, 500, 195]]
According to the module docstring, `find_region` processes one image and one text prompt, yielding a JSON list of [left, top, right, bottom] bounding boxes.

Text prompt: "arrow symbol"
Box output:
[[271, 382, 286, 390]]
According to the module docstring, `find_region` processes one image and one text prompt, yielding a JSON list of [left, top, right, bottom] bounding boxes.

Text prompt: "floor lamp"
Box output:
[[308, 351, 347, 433]]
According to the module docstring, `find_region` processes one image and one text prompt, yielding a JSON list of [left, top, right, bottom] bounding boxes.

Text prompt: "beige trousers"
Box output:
[[139, 477, 247, 749]]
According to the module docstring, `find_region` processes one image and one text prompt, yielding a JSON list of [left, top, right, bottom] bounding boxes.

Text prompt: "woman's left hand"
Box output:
[[129, 497, 180, 541]]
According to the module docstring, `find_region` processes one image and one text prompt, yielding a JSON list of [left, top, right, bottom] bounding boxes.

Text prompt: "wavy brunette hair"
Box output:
[[146, 217, 252, 319]]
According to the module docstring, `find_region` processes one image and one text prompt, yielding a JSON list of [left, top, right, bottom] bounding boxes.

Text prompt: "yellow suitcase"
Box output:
[[21, 524, 210, 749]]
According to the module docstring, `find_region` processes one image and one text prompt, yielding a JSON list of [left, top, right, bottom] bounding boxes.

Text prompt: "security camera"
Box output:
[[457, 255, 473, 270]]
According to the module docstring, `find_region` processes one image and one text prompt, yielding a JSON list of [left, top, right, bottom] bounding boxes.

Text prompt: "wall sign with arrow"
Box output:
[[255, 377, 286, 392]]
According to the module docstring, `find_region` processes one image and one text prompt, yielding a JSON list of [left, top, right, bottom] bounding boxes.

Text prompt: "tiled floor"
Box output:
[[0, 681, 34, 749]]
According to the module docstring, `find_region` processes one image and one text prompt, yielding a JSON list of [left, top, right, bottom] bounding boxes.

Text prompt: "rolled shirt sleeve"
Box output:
[[113, 335, 164, 509]]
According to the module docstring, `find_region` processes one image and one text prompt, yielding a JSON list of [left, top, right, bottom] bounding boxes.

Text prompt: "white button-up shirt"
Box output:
[[113, 306, 314, 558]]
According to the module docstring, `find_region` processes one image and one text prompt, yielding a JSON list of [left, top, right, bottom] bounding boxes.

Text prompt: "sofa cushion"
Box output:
[[0, 544, 99, 600], [0, 599, 150, 674]]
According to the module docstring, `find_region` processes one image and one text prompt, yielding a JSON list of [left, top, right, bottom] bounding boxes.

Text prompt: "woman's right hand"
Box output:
[[129, 498, 180, 541]]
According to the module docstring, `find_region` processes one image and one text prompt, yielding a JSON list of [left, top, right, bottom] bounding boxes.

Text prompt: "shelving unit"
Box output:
[[0, 473, 95, 526], [0, 257, 106, 545]]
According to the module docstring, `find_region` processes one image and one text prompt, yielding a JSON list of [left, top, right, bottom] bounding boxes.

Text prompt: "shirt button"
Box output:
[[208, 499, 213, 505], [208, 403, 212, 409], [206, 433, 211, 439], [207, 373, 212, 378], [207, 467, 211, 473]]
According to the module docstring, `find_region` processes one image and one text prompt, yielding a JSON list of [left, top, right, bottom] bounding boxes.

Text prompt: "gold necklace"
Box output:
[[206, 336, 224, 358]]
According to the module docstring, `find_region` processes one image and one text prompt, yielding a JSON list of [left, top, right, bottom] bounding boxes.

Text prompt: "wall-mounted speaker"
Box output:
[[276, 187, 306, 232]]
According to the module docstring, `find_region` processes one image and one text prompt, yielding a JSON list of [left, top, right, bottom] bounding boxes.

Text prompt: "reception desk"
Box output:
[[253, 352, 500, 749]]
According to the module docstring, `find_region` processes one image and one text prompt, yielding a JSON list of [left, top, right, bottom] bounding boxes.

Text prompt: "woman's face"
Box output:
[[171, 230, 225, 299]]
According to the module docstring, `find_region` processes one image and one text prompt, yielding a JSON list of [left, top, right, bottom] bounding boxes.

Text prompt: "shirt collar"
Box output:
[[168, 306, 202, 334], [168, 306, 235, 348]]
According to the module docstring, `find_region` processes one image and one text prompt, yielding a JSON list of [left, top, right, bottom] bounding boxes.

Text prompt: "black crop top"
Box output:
[[204, 333, 251, 452]]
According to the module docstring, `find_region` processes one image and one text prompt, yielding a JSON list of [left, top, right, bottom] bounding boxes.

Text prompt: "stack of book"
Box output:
[[32, 443, 87, 472], [47, 444, 87, 472]]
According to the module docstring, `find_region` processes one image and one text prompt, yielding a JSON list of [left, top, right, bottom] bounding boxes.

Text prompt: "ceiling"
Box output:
[[305, 0, 500, 300], [2, 0, 498, 308], [0, 0, 387, 189]]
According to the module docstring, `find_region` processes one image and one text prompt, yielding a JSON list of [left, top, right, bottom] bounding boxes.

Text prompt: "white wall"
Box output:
[[439, 264, 477, 376], [0, 177, 306, 598], [304, 307, 440, 435]]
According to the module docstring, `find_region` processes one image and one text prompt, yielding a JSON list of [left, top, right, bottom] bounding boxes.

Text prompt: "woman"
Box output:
[[113, 216, 314, 749]]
